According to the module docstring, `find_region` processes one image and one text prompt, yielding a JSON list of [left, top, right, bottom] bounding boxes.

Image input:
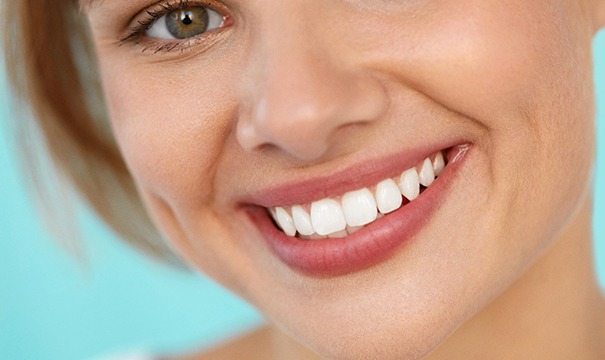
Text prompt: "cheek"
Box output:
[[449, 2, 596, 250], [373, 1, 590, 123], [97, 57, 255, 287], [362, 0, 595, 282], [99, 59, 237, 206], [379, 1, 593, 202]]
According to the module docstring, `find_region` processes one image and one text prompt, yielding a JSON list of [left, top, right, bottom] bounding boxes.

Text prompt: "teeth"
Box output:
[[418, 158, 435, 187], [291, 206, 315, 236], [375, 179, 403, 214], [399, 168, 420, 201], [274, 207, 297, 237], [269, 150, 448, 238], [310, 199, 347, 236], [433, 151, 445, 176], [341, 188, 378, 227]]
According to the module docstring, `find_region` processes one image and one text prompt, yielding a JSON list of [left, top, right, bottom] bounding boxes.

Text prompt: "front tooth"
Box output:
[[399, 168, 420, 201], [375, 179, 403, 214], [341, 188, 378, 227], [310, 199, 347, 236], [275, 207, 297, 236], [419, 158, 435, 187], [433, 151, 445, 176], [291, 206, 315, 236]]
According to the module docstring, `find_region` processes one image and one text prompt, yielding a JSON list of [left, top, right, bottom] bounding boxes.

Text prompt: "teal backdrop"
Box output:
[[1, 30, 605, 360]]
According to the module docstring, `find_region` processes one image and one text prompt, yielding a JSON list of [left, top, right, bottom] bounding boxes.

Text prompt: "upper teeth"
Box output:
[[269, 151, 446, 239]]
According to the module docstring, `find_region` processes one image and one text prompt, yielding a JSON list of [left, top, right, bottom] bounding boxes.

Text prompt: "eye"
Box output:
[[146, 6, 224, 40]]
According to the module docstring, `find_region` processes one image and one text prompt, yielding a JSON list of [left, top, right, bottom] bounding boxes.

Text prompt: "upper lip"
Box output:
[[240, 138, 467, 208]]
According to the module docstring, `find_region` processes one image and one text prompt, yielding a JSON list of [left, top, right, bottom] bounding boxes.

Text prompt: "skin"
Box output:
[[85, 0, 605, 359]]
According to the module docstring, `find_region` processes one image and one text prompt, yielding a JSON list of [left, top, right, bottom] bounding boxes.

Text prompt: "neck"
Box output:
[[426, 198, 605, 359]]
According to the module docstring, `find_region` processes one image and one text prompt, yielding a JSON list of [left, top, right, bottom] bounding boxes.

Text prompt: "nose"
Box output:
[[236, 5, 388, 161]]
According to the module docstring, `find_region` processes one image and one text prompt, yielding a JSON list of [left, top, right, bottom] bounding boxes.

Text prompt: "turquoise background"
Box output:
[[1, 30, 604, 360]]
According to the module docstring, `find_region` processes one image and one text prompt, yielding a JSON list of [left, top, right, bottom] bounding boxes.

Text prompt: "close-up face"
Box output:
[[85, 1, 598, 359]]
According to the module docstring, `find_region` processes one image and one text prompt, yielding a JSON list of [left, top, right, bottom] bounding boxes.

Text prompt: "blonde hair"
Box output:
[[2, 0, 182, 266]]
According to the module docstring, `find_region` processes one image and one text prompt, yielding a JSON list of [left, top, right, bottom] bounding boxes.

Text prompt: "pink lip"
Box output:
[[243, 140, 467, 208], [245, 144, 472, 277]]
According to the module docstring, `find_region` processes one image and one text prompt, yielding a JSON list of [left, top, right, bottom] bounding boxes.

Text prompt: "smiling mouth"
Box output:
[[246, 144, 470, 276], [268, 150, 448, 239]]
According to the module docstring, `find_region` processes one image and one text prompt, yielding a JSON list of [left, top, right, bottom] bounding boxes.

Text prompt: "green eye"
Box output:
[[146, 6, 223, 40], [167, 7, 208, 39]]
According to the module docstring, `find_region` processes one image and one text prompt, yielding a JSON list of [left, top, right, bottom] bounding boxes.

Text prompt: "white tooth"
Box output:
[[269, 208, 279, 223], [341, 188, 378, 227], [399, 168, 420, 201], [433, 151, 445, 176], [291, 206, 315, 236], [419, 158, 435, 187], [310, 199, 347, 236], [375, 179, 403, 214], [275, 207, 297, 237]]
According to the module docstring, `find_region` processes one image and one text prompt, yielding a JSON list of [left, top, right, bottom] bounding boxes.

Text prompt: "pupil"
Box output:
[[180, 12, 194, 26], [166, 7, 210, 39]]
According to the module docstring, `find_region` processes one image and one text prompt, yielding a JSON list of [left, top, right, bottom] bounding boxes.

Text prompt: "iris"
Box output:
[[166, 7, 209, 39]]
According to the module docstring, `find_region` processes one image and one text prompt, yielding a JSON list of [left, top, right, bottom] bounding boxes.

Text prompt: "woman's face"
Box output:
[[86, 1, 599, 358]]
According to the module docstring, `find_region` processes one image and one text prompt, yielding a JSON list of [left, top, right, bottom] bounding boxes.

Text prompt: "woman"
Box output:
[[3, 0, 605, 359]]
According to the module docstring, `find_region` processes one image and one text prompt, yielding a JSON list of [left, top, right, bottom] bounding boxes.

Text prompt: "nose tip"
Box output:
[[237, 96, 336, 160], [236, 53, 388, 161]]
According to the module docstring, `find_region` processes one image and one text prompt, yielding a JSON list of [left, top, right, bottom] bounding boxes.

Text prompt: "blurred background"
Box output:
[[1, 27, 604, 360]]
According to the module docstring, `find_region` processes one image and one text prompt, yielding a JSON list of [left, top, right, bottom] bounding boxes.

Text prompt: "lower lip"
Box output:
[[247, 146, 471, 277]]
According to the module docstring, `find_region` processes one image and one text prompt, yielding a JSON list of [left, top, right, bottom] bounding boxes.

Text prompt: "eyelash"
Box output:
[[119, 0, 229, 54]]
